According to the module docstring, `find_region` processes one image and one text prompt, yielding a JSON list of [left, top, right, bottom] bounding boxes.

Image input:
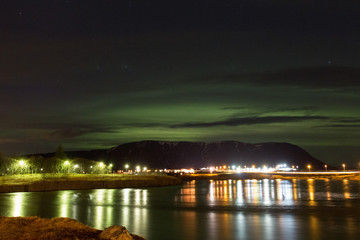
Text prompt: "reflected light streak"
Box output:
[[12, 193, 24, 217], [123, 189, 131, 205], [94, 206, 104, 230], [343, 180, 350, 199], [308, 180, 316, 206], [237, 180, 244, 204]]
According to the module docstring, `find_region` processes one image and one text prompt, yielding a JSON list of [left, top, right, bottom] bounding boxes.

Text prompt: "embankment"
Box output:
[[179, 172, 360, 181], [0, 174, 182, 193]]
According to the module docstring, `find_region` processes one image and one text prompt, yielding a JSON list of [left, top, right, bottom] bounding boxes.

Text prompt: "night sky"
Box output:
[[1, 0, 359, 166]]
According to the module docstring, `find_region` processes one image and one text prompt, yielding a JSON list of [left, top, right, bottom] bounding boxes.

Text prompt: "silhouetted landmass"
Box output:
[[34, 141, 325, 170]]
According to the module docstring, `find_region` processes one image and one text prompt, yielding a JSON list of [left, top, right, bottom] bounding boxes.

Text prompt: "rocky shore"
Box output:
[[0, 216, 144, 240], [0, 174, 182, 193]]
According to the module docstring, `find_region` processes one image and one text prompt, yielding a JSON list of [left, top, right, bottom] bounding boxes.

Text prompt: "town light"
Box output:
[[342, 164, 346, 171], [307, 165, 311, 172], [18, 160, 26, 166], [125, 164, 129, 169], [109, 164, 113, 167], [74, 164, 79, 169], [99, 162, 104, 168], [136, 166, 140, 172], [64, 160, 70, 166], [324, 165, 327, 172]]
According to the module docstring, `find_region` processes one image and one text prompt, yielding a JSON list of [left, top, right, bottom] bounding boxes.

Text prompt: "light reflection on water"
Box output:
[[1, 180, 360, 240]]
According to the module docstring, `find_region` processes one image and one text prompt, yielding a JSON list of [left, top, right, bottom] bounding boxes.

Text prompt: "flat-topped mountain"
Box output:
[[42, 141, 325, 170]]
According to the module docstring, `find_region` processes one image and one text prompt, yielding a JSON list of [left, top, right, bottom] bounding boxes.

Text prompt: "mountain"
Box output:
[[48, 140, 325, 170]]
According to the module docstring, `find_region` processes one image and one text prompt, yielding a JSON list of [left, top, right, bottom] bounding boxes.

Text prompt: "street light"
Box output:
[[125, 164, 129, 171], [342, 164, 346, 171], [307, 165, 311, 172], [324, 165, 327, 172]]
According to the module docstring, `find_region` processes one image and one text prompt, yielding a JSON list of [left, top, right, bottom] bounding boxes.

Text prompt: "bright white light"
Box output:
[[18, 160, 25, 166], [74, 164, 79, 169], [232, 165, 236, 170], [64, 160, 70, 165], [99, 162, 104, 168]]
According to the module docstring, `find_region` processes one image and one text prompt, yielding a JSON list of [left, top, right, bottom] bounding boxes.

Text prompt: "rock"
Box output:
[[99, 226, 133, 240], [0, 216, 145, 240]]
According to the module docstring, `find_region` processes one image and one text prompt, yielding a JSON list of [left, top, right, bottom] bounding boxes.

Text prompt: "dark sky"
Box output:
[[1, 0, 359, 166]]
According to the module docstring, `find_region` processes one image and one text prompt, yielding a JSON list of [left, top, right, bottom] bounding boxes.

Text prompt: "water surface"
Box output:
[[1, 179, 360, 240]]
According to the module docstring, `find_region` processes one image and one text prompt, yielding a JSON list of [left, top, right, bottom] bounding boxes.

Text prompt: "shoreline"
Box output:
[[0, 174, 182, 193], [179, 172, 360, 181]]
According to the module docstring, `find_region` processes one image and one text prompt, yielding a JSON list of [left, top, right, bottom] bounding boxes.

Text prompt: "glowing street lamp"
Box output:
[[125, 164, 129, 171], [324, 165, 327, 172], [136, 166, 140, 172], [307, 165, 311, 172], [64, 160, 70, 166], [18, 160, 26, 167], [99, 162, 104, 168], [342, 164, 346, 171]]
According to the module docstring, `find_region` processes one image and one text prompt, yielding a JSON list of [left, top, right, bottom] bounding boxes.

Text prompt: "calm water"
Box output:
[[1, 179, 360, 240]]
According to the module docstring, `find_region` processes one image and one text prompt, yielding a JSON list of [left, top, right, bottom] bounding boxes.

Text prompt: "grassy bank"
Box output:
[[0, 174, 182, 193]]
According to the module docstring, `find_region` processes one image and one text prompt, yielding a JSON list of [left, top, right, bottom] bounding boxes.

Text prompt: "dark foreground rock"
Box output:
[[0, 216, 144, 240]]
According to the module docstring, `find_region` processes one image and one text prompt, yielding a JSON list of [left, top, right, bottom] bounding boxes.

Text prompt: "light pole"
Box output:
[[125, 164, 129, 172], [342, 164, 346, 171], [307, 165, 311, 172], [324, 165, 327, 172]]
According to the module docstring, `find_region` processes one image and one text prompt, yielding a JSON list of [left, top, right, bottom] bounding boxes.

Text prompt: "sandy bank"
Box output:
[[0, 174, 182, 193], [0, 216, 144, 240]]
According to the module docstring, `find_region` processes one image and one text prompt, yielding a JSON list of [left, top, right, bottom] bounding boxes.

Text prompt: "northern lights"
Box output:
[[0, 1, 359, 166]]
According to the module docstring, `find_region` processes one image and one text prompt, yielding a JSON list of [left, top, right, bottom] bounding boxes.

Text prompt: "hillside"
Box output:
[[51, 141, 325, 170]]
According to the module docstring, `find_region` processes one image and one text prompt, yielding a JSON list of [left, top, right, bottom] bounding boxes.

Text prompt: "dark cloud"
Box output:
[[316, 124, 360, 128], [172, 116, 329, 128]]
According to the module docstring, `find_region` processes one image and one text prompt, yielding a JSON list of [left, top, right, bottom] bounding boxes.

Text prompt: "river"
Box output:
[[1, 179, 360, 239]]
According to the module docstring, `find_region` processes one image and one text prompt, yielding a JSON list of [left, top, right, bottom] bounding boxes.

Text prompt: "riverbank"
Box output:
[[0, 174, 182, 193], [179, 171, 360, 181], [0, 216, 144, 240]]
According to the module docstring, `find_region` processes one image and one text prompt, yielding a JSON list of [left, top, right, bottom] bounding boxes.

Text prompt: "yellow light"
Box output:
[[223, 165, 226, 169], [74, 164, 79, 168], [18, 160, 25, 166], [143, 167, 147, 171], [64, 160, 70, 165], [136, 166, 140, 172], [125, 164, 129, 169], [99, 162, 104, 168], [109, 164, 113, 167]]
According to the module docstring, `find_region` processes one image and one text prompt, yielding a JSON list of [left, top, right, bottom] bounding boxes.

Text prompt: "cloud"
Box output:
[[171, 116, 328, 128]]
